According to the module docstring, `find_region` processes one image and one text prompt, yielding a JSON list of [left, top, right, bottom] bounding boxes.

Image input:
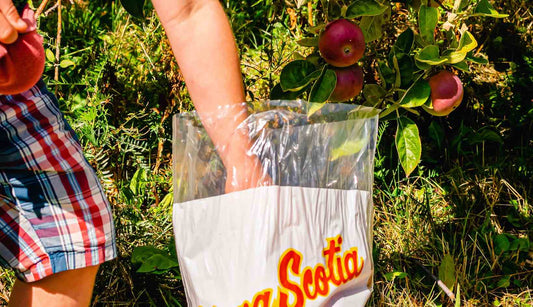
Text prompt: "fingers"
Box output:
[[1, 0, 28, 30], [0, 0, 28, 44], [0, 13, 18, 44]]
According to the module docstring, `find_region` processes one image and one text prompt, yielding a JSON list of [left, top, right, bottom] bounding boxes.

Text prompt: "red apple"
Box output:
[[329, 65, 364, 102], [0, 7, 45, 95], [318, 19, 365, 68], [423, 70, 463, 116]]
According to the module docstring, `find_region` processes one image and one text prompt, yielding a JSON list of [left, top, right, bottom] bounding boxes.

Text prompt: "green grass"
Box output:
[[0, 0, 531, 306]]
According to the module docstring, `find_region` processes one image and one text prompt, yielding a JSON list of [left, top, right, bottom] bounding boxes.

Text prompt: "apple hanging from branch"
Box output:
[[423, 70, 464, 116], [329, 65, 364, 102], [318, 19, 365, 68]]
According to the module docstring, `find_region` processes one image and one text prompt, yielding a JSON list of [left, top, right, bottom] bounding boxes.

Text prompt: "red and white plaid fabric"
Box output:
[[0, 81, 116, 282]]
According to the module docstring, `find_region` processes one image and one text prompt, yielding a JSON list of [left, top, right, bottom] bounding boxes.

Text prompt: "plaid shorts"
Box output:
[[0, 81, 116, 282]]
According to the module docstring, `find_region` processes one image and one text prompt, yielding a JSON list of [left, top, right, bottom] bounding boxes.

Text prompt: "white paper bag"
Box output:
[[173, 101, 379, 306]]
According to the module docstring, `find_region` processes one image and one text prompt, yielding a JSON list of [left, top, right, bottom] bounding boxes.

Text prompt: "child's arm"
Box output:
[[152, 0, 269, 192], [0, 0, 28, 44]]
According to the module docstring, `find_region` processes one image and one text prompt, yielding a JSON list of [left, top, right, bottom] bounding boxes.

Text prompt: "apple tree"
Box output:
[[270, 0, 507, 176], [118, 0, 508, 177]]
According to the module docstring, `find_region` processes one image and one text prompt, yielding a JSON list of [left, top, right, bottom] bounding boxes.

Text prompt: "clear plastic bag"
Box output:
[[173, 100, 379, 306]]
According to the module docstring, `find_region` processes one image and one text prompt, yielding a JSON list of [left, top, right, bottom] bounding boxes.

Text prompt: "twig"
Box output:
[[410, 257, 456, 302], [44, 3, 58, 16], [36, 0, 51, 17], [54, 0, 61, 95], [307, 1, 314, 27]]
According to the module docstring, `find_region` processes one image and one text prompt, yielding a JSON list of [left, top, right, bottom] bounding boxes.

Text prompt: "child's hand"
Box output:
[[224, 158, 272, 193], [0, 0, 28, 44], [0, 5, 43, 95]]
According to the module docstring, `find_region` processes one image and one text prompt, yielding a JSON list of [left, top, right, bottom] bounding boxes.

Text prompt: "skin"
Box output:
[[8, 265, 99, 307], [0, 0, 28, 44], [3, 0, 268, 305], [151, 0, 269, 192]]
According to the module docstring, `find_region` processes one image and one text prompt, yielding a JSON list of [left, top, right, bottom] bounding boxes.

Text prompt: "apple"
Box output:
[[0, 7, 45, 95], [423, 70, 463, 116], [318, 19, 365, 68], [329, 65, 364, 102]]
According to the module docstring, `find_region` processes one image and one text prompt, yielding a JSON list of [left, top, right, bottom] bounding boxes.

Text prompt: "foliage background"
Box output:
[[0, 0, 531, 305]]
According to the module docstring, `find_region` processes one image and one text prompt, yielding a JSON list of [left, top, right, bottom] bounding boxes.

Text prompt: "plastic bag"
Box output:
[[173, 100, 379, 306]]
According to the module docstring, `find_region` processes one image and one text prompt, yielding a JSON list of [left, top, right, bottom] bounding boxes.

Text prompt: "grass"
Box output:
[[0, 0, 531, 306]]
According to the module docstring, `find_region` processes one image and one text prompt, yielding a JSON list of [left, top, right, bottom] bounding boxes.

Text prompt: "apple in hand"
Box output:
[[0, 7, 45, 95], [318, 19, 365, 68], [329, 65, 364, 102], [423, 70, 463, 116]]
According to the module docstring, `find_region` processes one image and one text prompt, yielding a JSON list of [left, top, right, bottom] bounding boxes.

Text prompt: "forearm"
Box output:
[[152, 0, 252, 168]]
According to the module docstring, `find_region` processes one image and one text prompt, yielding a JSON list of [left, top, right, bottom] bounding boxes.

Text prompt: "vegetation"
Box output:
[[0, 0, 531, 305]]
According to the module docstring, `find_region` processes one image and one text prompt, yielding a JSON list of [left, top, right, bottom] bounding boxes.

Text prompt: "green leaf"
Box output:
[[415, 45, 447, 65], [130, 168, 147, 195], [445, 31, 478, 64], [359, 10, 389, 42], [399, 79, 431, 108], [309, 69, 337, 103], [391, 55, 402, 88], [396, 117, 421, 177], [494, 234, 510, 254], [131, 245, 166, 264], [467, 128, 503, 144], [346, 0, 388, 18], [454, 0, 470, 12], [59, 59, 76, 68], [455, 283, 461, 307], [466, 52, 489, 64], [159, 192, 173, 209], [136, 254, 179, 273], [378, 60, 395, 87], [280, 60, 321, 91], [458, 31, 478, 53], [446, 29, 460, 49], [394, 28, 415, 54], [418, 5, 439, 43], [307, 102, 326, 117], [120, 0, 146, 19], [438, 254, 456, 290], [472, 0, 508, 18], [452, 61, 470, 72], [330, 137, 368, 161], [363, 84, 387, 105], [297, 37, 319, 47], [496, 275, 511, 288], [45, 49, 55, 63], [414, 59, 431, 70], [517, 238, 530, 252], [270, 83, 305, 100], [395, 53, 416, 88]]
